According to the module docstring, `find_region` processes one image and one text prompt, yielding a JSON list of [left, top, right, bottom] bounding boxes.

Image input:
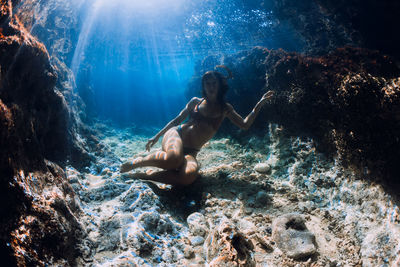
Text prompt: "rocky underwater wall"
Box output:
[[0, 0, 94, 265], [186, 46, 400, 189]]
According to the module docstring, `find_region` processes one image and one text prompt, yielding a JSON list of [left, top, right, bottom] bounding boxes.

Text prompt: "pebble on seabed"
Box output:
[[255, 162, 272, 174]]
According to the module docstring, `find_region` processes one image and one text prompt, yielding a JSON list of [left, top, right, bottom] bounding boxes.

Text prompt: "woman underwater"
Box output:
[[120, 66, 274, 185]]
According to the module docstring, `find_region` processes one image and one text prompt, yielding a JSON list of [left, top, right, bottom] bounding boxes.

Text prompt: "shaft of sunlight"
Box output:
[[70, 1, 101, 79], [94, 0, 187, 15]]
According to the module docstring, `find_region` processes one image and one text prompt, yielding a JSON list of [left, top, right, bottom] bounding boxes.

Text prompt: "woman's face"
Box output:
[[204, 76, 219, 101]]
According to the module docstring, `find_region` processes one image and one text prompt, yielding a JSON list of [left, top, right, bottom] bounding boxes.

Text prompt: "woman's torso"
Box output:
[[179, 98, 226, 150]]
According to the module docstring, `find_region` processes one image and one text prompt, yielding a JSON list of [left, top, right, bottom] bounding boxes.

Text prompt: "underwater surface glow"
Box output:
[[70, 0, 304, 126], [93, 0, 186, 13]]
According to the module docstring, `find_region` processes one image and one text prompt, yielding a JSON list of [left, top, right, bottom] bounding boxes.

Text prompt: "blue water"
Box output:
[[71, 0, 305, 127]]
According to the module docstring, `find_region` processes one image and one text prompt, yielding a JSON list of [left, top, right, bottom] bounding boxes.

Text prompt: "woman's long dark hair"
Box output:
[[201, 65, 232, 105]]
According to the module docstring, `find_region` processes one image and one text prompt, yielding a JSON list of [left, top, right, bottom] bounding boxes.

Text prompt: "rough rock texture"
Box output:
[[15, 0, 86, 66], [8, 161, 86, 266], [0, 0, 89, 264], [1, 0, 92, 167], [272, 213, 316, 259], [15, 0, 99, 122], [15, 0, 99, 140], [187, 46, 400, 188], [205, 220, 256, 267]]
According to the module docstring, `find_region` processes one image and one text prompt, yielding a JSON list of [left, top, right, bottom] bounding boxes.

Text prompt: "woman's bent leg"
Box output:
[[120, 128, 184, 173], [134, 155, 199, 185]]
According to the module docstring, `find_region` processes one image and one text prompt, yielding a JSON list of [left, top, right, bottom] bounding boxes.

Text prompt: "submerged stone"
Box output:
[[101, 167, 112, 176], [190, 236, 205, 246], [255, 191, 270, 207], [272, 213, 317, 260], [184, 246, 195, 259], [255, 163, 272, 174], [187, 212, 208, 237]]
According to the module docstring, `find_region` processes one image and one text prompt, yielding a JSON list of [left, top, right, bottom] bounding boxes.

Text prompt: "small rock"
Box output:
[[246, 198, 255, 207], [184, 246, 195, 259], [244, 207, 253, 215], [187, 212, 208, 237], [68, 176, 79, 184], [100, 168, 111, 176], [190, 236, 205, 246], [272, 213, 317, 260], [298, 201, 315, 212], [255, 191, 270, 207], [265, 227, 272, 235], [255, 163, 272, 174], [161, 249, 174, 262]]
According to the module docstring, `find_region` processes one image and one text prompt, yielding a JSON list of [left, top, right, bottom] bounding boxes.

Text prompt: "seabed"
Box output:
[[67, 123, 400, 266]]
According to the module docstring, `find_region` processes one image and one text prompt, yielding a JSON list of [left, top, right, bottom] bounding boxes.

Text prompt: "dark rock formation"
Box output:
[[240, 0, 400, 59], [266, 0, 400, 58], [5, 161, 86, 266], [0, 0, 90, 264], [187, 46, 400, 188], [1, 0, 93, 167], [262, 47, 400, 185], [15, 0, 99, 132]]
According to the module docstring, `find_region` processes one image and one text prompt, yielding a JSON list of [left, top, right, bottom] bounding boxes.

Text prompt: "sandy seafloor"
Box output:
[[66, 123, 400, 267]]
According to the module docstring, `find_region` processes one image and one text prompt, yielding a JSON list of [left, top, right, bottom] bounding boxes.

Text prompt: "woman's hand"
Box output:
[[146, 136, 159, 151], [260, 90, 275, 105]]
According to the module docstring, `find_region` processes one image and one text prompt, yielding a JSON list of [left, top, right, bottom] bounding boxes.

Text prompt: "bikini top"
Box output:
[[188, 98, 224, 130]]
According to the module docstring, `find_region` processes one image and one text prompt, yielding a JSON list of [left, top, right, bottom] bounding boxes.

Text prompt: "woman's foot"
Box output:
[[145, 169, 156, 175], [120, 157, 143, 173]]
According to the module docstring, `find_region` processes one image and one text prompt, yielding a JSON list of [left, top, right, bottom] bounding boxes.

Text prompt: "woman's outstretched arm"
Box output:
[[226, 91, 274, 130], [145, 97, 199, 151]]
